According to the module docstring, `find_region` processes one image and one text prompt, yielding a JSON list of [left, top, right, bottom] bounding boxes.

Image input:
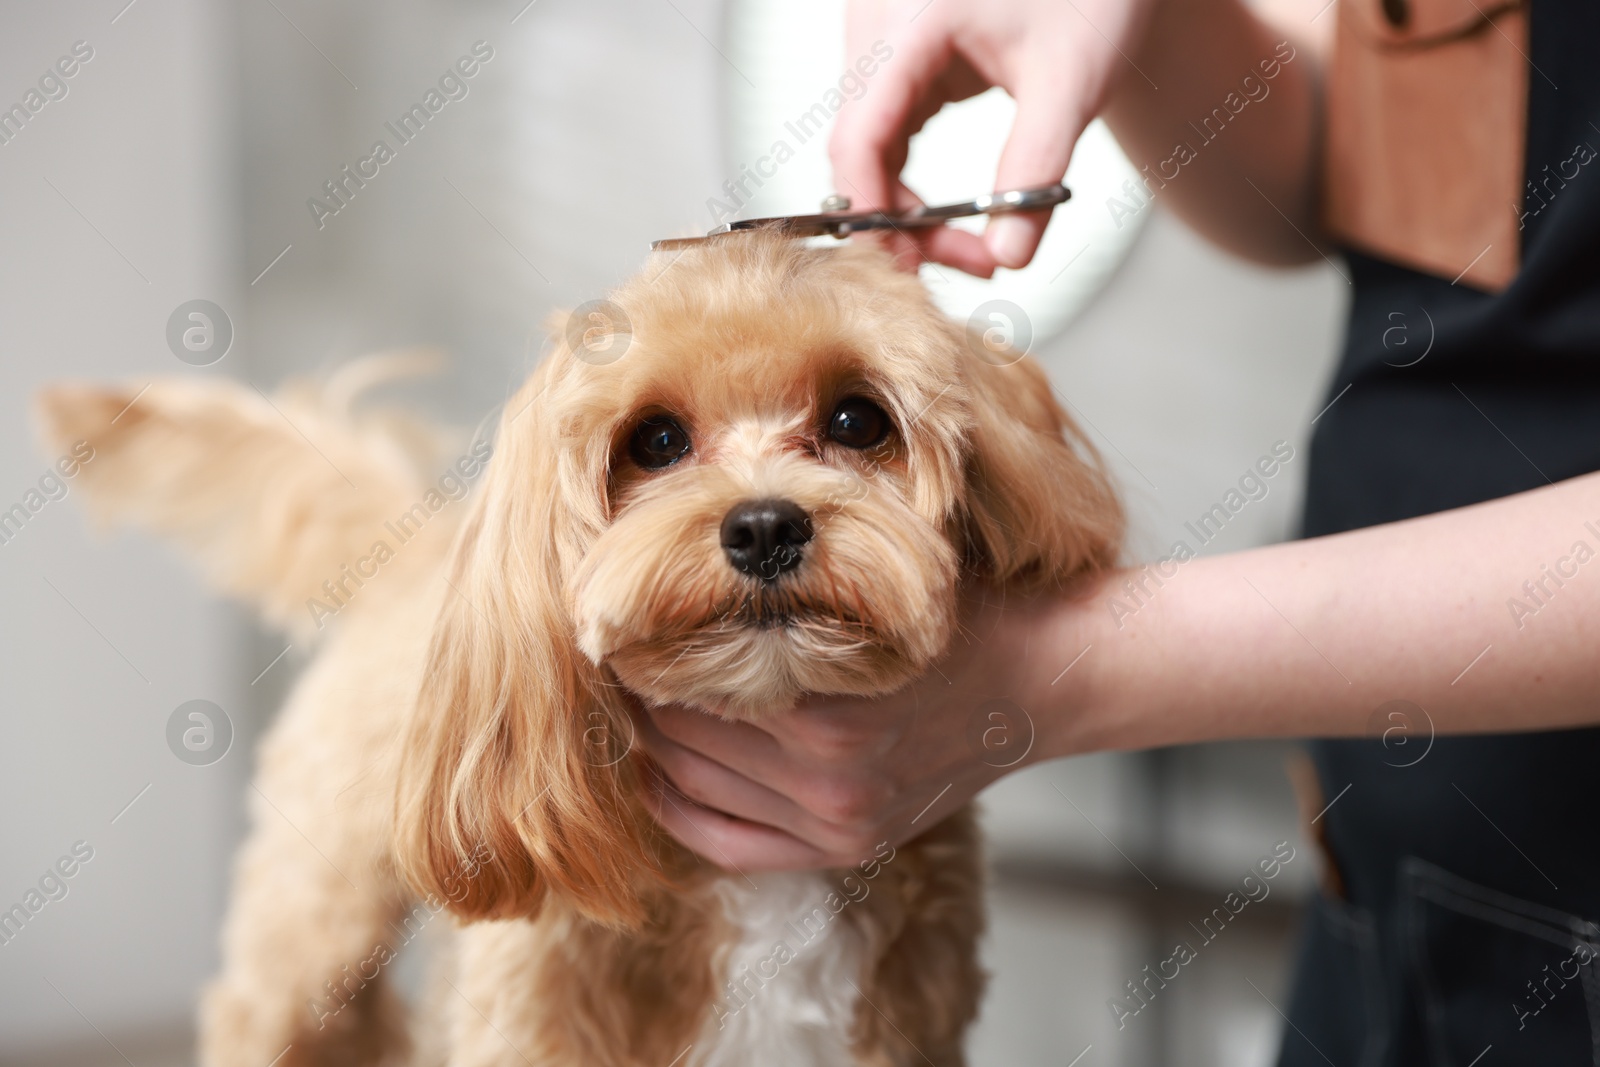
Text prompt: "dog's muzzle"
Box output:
[[720, 498, 813, 581]]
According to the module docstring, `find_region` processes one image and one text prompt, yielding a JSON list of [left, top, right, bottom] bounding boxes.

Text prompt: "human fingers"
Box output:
[[644, 772, 861, 871], [643, 704, 902, 853], [830, 12, 960, 269], [983, 67, 1098, 268], [637, 711, 812, 836]]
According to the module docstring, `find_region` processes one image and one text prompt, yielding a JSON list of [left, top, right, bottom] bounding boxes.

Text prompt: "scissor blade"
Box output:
[[648, 183, 1070, 251]]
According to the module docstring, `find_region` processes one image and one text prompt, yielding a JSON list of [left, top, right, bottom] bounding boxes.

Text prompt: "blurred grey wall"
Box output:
[[0, 1, 1343, 1064], [0, 0, 244, 1056]]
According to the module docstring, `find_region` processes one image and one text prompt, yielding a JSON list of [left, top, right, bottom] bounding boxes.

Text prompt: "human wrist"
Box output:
[[1021, 567, 1150, 763], [1026, 551, 1271, 761]]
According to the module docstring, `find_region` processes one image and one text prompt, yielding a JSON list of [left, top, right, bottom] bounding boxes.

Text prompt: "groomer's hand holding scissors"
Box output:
[[829, 0, 1160, 276]]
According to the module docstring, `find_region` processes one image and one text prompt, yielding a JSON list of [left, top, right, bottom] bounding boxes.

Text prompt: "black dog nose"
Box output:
[[720, 499, 813, 580]]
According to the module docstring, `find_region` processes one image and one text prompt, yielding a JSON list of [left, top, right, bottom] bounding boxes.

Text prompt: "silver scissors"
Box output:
[[649, 182, 1070, 251]]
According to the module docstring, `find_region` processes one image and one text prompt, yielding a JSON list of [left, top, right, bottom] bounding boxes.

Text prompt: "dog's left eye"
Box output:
[[827, 398, 891, 449], [628, 416, 692, 469]]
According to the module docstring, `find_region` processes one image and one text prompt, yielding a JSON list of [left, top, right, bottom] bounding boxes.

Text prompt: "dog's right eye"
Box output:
[[628, 417, 691, 469], [827, 397, 891, 450]]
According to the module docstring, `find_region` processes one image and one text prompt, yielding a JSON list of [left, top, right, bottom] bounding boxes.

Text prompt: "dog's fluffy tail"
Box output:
[[36, 356, 454, 641]]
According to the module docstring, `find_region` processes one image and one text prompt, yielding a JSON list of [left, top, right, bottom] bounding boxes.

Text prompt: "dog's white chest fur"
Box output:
[[692, 871, 865, 1067]]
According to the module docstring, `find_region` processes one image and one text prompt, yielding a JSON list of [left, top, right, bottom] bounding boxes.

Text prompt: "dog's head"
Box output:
[[395, 233, 1121, 925]]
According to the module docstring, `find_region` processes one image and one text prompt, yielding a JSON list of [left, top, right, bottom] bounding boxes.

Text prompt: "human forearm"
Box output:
[[1101, 0, 1323, 265], [1038, 471, 1600, 757]]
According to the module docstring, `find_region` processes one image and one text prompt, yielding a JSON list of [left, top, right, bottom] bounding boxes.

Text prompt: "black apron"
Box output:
[[1279, 1, 1600, 1063]]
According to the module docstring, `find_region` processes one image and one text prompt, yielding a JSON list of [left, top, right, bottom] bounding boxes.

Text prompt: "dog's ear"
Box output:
[[393, 360, 660, 928], [957, 343, 1124, 588]]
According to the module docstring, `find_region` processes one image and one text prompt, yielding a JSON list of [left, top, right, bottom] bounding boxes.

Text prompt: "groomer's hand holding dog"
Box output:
[[639, 587, 1081, 870], [644, 469, 1600, 871], [828, 0, 1161, 275]]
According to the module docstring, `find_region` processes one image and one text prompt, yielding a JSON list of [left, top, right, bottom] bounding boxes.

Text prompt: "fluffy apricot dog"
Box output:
[[39, 232, 1121, 1066]]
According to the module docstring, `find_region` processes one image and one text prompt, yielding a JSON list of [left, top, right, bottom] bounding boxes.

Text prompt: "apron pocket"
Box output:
[[1403, 858, 1600, 1066]]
